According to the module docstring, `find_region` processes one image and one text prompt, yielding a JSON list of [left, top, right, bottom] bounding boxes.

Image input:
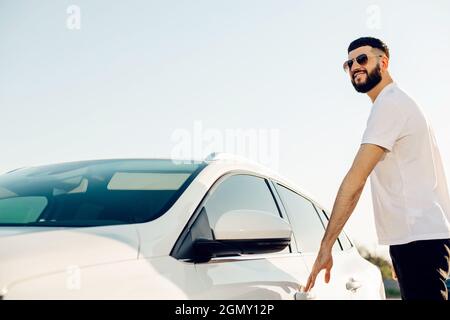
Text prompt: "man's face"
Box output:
[[346, 45, 383, 93]]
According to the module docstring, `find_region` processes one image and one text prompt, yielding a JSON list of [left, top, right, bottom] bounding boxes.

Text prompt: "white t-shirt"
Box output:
[[361, 82, 450, 245]]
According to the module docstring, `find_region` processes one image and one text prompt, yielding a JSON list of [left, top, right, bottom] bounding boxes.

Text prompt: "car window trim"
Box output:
[[267, 179, 298, 254], [312, 204, 344, 251]]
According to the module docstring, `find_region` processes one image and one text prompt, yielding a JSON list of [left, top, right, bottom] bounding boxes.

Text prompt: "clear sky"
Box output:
[[1, 0, 450, 258]]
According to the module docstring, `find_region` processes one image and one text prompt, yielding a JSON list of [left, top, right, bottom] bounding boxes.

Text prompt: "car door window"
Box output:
[[203, 174, 290, 254], [204, 175, 281, 228], [172, 174, 293, 260]]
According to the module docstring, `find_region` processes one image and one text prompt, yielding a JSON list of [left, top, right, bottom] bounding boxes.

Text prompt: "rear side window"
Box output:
[[275, 184, 326, 253]]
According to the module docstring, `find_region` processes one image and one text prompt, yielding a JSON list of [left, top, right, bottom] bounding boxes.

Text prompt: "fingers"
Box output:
[[306, 264, 332, 291], [305, 272, 316, 292], [305, 251, 333, 291], [324, 267, 331, 283]]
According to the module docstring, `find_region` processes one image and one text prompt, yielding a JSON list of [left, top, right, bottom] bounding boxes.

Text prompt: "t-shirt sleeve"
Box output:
[[361, 98, 409, 152]]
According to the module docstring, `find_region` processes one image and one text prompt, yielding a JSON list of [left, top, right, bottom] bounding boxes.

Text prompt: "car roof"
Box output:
[[204, 153, 323, 207]]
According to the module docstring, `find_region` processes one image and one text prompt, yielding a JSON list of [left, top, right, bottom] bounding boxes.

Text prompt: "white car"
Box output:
[[0, 153, 385, 299]]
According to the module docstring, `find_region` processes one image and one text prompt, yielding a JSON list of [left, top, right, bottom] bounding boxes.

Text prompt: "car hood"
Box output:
[[0, 225, 139, 292]]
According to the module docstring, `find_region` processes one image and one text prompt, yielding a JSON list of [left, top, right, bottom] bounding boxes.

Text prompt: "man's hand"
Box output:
[[304, 143, 385, 292], [305, 247, 333, 292]]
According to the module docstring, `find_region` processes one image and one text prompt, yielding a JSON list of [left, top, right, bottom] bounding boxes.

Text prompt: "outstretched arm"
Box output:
[[305, 143, 386, 292]]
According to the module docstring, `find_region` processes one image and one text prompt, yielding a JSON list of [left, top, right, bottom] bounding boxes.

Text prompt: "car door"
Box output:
[[315, 207, 378, 299], [172, 173, 310, 299], [273, 183, 354, 299]]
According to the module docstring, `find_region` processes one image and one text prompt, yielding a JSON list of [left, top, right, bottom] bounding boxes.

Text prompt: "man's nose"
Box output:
[[351, 64, 366, 75], [350, 61, 361, 72]]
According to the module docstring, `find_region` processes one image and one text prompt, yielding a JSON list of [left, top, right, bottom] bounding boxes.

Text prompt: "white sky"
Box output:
[[1, 0, 450, 258]]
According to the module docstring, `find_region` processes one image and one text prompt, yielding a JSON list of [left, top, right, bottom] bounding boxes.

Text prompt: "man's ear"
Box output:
[[381, 56, 389, 72]]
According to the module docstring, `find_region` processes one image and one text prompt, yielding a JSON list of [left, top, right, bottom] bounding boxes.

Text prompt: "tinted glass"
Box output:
[[204, 175, 281, 229], [0, 159, 205, 226], [276, 184, 325, 253]]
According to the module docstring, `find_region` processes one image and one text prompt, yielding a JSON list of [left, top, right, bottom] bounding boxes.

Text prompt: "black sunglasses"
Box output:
[[343, 53, 383, 72]]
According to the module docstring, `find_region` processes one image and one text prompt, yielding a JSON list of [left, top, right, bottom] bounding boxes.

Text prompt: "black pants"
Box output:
[[389, 238, 450, 300]]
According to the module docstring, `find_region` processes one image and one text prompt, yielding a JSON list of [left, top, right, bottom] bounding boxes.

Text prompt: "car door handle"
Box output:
[[346, 278, 362, 292], [294, 290, 316, 300]]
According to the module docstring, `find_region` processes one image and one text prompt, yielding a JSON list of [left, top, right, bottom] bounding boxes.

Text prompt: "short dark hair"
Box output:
[[348, 37, 390, 58]]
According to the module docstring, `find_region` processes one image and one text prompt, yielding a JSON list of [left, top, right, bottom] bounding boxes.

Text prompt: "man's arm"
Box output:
[[304, 143, 386, 292]]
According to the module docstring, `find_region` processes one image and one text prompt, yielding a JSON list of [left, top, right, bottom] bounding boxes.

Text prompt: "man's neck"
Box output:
[[367, 74, 394, 103]]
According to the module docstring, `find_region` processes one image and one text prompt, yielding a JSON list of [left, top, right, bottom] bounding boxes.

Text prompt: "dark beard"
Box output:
[[351, 65, 382, 93]]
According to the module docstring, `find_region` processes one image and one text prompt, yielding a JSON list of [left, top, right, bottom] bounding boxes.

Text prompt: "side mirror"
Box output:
[[194, 209, 292, 261]]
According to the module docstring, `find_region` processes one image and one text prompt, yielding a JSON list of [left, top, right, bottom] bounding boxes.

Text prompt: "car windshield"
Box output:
[[0, 159, 206, 227]]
